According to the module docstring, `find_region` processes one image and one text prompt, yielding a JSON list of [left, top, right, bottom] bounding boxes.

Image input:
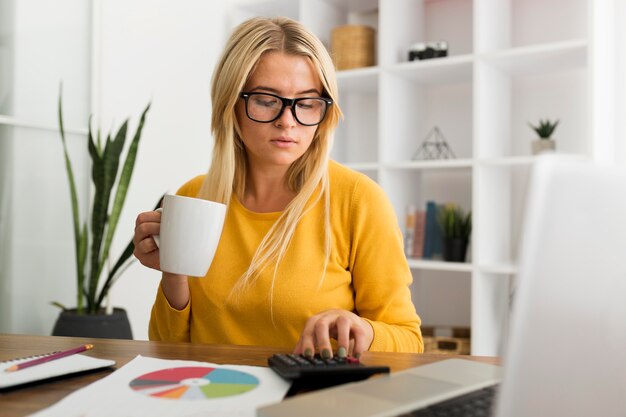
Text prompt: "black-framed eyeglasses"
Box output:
[[240, 92, 333, 126]]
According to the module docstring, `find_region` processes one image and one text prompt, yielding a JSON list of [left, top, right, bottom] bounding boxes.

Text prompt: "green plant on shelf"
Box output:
[[528, 118, 559, 139], [438, 205, 472, 241]]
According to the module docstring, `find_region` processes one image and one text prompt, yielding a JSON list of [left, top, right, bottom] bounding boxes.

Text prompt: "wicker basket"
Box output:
[[422, 326, 471, 355], [423, 336, 471, 355], [331, 25, 376, 70]]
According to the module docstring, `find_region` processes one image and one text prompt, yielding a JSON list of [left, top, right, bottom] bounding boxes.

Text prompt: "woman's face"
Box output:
[[236, 51, 323, 172]]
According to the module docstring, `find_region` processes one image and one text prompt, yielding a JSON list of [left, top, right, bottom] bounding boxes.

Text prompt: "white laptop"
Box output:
[[258, 154, 626, 417]]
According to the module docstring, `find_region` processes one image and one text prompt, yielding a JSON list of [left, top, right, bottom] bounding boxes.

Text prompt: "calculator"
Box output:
[[268, 353, 390, 388]]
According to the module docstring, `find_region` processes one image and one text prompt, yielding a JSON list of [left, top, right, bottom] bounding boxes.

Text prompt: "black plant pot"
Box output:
[[52, 308, 133, 339], [442, 237, 469, 262]]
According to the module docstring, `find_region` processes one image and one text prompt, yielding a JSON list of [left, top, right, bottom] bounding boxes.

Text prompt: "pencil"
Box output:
[[4, 344, 94, 373]]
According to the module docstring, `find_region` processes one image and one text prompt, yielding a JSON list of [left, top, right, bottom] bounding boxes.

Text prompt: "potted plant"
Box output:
[[529, 118, 559, 155], [51, 87, 150, 339], [438, 205, 472, 262]]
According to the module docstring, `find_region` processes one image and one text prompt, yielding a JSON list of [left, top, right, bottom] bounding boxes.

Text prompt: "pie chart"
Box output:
[[129, 367, 259, 400]]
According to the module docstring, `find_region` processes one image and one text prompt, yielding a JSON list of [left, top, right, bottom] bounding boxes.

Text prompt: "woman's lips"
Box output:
[[270, 137, 297, 147]]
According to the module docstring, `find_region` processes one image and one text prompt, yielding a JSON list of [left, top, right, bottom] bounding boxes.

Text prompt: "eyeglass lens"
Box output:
[[245, 93, 328, 126]]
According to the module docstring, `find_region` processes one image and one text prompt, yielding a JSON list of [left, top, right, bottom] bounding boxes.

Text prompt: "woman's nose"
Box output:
[[274, 105, 297, 128]]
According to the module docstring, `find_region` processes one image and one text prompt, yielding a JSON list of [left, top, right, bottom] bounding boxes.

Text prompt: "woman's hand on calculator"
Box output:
[[293, 309, 374, 359]]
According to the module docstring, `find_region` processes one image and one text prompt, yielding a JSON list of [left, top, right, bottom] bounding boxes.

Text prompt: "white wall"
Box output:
[[0, 0, 226, 339], [97, 0, 226, 339], [0, 0, 91, 335], [614, 0, 626, 165]]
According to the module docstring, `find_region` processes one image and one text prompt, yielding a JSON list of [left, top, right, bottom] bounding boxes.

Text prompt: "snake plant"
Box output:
[[57, 86, 150, 314]]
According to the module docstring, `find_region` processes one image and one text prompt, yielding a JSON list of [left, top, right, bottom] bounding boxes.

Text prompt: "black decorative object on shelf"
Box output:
[[412, 126, 456, 160], [408, 41, 448, 61]]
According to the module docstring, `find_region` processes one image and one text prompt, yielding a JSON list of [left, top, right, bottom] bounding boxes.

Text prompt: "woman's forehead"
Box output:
[[245, 51, 322, 94]]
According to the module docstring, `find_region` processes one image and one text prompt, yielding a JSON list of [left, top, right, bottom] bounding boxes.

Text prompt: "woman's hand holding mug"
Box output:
[[133, 194, 227, 277]]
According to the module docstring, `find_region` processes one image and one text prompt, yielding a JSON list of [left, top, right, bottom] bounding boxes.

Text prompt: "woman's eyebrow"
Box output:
[[296, 88, 322, 95], [250, 86, 322, 96]]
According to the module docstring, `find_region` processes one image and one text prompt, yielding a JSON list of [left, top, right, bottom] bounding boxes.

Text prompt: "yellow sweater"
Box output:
[[149, 161, 423, 352]]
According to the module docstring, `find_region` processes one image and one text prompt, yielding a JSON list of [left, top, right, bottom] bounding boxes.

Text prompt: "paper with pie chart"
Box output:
[[129, 366, 260, 399], [29, 355, 292, 417]]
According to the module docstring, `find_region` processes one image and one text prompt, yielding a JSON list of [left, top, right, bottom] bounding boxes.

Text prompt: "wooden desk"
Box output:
[[0, 334, 499, 417]]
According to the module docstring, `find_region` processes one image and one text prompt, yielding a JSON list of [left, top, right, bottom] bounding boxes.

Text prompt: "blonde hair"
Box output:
[[197, 17, 342, 302]]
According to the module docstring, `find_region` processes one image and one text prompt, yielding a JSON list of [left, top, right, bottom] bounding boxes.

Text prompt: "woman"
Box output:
[[133, 17, 423, 358]]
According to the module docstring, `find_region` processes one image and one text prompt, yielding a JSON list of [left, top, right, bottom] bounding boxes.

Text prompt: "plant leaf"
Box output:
[[95, 240, 135, 310], [97, 103, 151, 297], [85, 127, 103, 312], [57, 84, 86, 314], [87, 120, 127, 313], [50, 301, 67, 311], [76, 222, 88, 313], [95, 190, 161, 311]]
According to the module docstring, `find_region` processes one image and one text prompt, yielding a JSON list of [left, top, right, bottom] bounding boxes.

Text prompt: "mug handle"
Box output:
[[153, 207, 162, 248]]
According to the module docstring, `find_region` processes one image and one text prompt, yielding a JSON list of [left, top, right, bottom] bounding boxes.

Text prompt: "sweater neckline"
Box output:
[[231, 195, 283, 220]]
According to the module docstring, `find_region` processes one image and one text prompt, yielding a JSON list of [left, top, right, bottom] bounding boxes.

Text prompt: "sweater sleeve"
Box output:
[[147, 175, 205, 342], [148, 283, 191, 342], [348, 177, 424, 353]]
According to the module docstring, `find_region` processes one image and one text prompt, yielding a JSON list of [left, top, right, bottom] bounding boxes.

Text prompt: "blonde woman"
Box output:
[[133, 17, 423, 358]]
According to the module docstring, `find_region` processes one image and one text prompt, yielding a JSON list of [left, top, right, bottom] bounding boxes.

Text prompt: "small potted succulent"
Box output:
[[529, 118, 559, 155], [438, 205, 472, 263]]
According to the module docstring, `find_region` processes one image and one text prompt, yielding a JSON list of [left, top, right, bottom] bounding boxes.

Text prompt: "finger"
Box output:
[[133, 241, 160, 270], [137, 236, 158, 254], [296, 318, 318, 358], [351, 320, 372, 358], [334, 316, 351, 358], [133, 221, 161, 246], [292, 338, 303, 355], [348, 339, 355, 357], [133, 240, 158, 269], [135, 211, 161, 227], [313, 317, 333, 359]]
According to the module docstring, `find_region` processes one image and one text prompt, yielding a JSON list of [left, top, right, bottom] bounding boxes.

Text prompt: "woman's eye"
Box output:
[[296, 101, 314, 110], [254, 97, 279, 107]]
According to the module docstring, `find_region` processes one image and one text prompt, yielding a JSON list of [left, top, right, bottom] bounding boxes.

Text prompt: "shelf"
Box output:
[[476, 156, 536, 166], [346, 155, 588, 170], [383, 159, 473, 170], [342, 162, 379, 171], [387, 55, 474, 84], [475, 154, 589, 167], [408, 259, 473, 272], [475, 264, 518, 275], [231, 0, 299, 19], [481, 39, 587, 76], [0, 114, 87, 135], [336, 67, 379, 94], [407, 260, 519, 275], [321, 0, 377, 14]]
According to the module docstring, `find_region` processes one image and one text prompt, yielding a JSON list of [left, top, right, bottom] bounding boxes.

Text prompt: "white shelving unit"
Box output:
[[230, 0, 621, 355]]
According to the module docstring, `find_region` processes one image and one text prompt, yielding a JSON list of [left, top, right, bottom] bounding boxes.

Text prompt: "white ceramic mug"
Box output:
[[153, 194, 226, 277]]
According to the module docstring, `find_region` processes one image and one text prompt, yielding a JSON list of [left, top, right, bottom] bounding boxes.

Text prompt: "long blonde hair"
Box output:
[[197, 17, 342, 299]]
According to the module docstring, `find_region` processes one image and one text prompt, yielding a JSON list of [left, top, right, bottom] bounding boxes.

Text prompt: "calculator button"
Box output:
[[292, 356, 312, 366]]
